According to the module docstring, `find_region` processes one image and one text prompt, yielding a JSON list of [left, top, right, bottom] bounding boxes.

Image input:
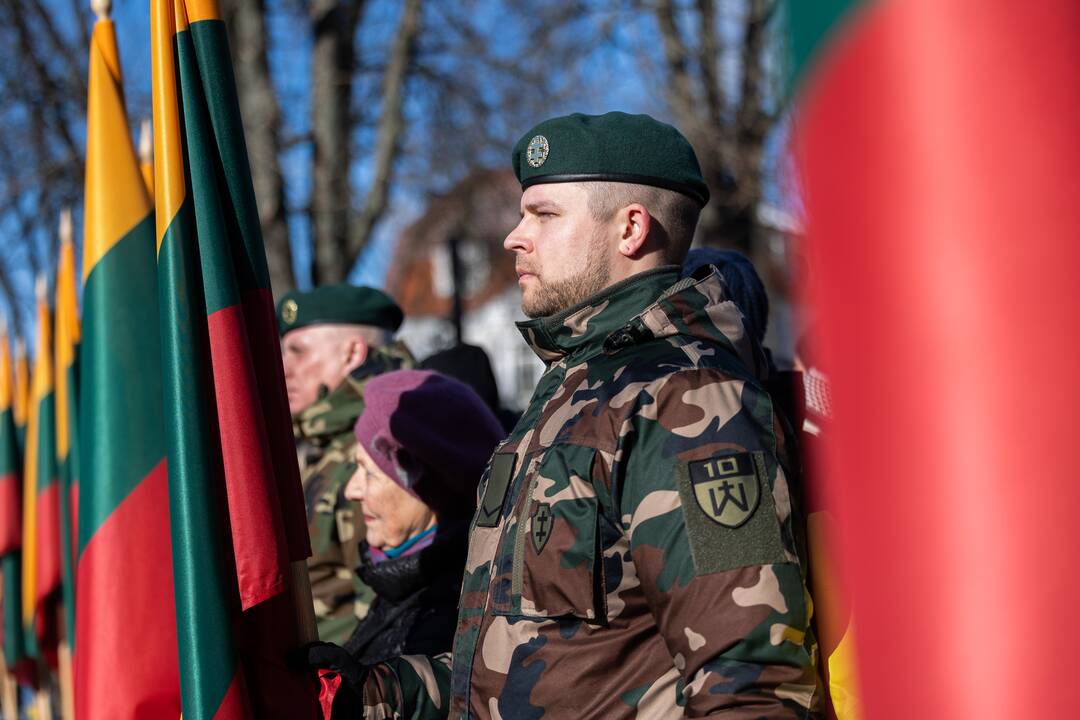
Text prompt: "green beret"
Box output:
[[276, 284, 404, 336], [512, 111, 709, 206]]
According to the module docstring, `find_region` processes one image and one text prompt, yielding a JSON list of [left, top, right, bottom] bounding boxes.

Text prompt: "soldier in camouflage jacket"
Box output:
[[319, 113, 821, 717], [278, 284, 414, 644], [357, 266, 820, 718], [295, 341, 415, 644]]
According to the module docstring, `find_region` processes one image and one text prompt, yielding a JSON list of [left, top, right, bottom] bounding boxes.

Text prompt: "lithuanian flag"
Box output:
[[151, 0, 314, 716], [788, 2, 1080, 718], [74, 9, 181, 719], [54, 211, 80, 646], [21, 281, 60, 663], [0, 325, 28, 679]]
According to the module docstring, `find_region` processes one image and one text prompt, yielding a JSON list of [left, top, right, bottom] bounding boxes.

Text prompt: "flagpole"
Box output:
[[0, 658, 16, 720], [138, 118, 154, 198], [289, 561, 318, 644], [34, 660, 51, 720]]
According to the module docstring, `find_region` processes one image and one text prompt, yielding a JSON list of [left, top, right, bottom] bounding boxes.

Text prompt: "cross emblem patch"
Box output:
[[531, 503, 553, 554]]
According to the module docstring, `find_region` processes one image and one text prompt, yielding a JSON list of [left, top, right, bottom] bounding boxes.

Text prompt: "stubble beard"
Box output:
[[521, 232, 612, 318]]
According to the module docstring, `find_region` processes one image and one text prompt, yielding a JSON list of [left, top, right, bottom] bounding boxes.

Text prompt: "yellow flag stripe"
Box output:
[[185, 0, 221, 25], [0, 332, 11, 411], [141, 161, 155, 200], [151, 0, 189, 251], [55, 240, 79, 459], [83, 19, 154, 281], [13, 344, 28, 429], [21, 296, 50, 625]]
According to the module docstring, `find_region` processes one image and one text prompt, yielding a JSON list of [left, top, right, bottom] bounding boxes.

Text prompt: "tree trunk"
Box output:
[[309, 0, 363, 285], [220, 0, 296, 295]]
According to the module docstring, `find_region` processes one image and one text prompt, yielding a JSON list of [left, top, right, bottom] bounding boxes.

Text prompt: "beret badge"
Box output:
[[526, 135, 549, 168], [281, 299, 299, 325]]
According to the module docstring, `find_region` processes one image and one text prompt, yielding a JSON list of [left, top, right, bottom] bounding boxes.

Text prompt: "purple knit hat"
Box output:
[[353, 369, 507, 514]]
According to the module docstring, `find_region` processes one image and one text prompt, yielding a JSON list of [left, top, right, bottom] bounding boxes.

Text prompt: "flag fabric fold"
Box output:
[[151, 0, 315, 716], [74, 13, 181, 720]]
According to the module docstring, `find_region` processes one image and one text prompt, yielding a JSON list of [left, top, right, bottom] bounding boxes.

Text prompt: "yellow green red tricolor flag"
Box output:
[[54, 211, 80, 649], [21, 282, 60, 665], [0, 324, 29, 682], [151, 0, 315, 716], [74, 10, 181, 719], [788, 1, 1080, 718]]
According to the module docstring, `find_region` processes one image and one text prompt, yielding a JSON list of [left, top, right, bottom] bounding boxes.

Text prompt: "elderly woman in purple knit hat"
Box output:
[[336, 368, 505, 665]]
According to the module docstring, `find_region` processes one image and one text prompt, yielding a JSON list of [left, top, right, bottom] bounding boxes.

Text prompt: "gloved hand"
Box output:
[[292, 642, 367, 718]]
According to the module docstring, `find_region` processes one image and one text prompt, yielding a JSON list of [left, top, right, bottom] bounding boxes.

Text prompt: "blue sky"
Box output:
[[2, 0, 794, 340]]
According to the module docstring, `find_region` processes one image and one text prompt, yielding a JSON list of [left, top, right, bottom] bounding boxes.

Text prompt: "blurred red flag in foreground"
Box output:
[[790, 1, 1080, 717]]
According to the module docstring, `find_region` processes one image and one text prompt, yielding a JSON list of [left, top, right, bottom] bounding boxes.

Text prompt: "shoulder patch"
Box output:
[[675, 451, 786, 574], [688, 452, 760, 528]]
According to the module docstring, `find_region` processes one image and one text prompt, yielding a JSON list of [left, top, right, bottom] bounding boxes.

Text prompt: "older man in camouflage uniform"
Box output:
[[278, 284, 414, 645], [313, 113, 821, 717]]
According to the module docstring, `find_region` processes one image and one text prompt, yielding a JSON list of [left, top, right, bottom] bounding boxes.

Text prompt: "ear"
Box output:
[[616, 203, 652, 259], [342, 335, 369, 373]]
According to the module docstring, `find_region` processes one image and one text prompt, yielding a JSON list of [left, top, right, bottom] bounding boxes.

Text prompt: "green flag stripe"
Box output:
[[189, 19, 270, 303], [78, 215, 167, 557], [58, 450, 75, 642], [171, 20, 243, 321], [36, 395, 57, 493], [2, 553, 25, 665], [786, 0, 865, 87], [0, 411, 15, 477]]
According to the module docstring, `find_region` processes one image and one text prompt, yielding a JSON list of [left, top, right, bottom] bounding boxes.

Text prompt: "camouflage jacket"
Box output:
[[362, 267, 821, 718], [295, 341, 414, 645]]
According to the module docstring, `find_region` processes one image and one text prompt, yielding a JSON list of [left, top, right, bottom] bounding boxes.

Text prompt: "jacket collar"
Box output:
[[516, 266, 681, 365], [516, 263, 768, 380]]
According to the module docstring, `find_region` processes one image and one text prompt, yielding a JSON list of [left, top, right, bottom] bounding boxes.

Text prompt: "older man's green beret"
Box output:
[[511, 111, 709, 206], [276, 284, 404, 336]]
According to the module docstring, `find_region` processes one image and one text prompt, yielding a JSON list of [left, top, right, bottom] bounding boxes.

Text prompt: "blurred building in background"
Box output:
[[386, 169, 544, 411]]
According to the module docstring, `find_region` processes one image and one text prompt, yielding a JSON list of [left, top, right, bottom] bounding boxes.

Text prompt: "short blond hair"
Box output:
[[585, 182, 701, 262]]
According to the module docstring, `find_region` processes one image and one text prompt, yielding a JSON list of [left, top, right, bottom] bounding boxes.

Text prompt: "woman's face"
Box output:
[[344, 443, 436, 550]]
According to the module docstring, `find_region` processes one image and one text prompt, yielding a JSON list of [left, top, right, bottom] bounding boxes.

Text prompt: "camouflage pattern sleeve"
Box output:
[[361, 653, 453, 720], [617, 367, 820, 716]]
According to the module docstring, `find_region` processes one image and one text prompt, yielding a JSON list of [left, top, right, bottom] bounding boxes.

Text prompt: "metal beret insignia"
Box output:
[[526, 135, 549, 168], [281, 299, 299, 325]]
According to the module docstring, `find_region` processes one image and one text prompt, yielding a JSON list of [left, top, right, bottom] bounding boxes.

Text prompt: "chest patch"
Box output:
[[530, 503, 554, 554], [477, 452, 516, 528], [688, 452, 760, 529]]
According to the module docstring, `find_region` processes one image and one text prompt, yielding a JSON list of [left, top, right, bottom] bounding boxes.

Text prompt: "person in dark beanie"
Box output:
[[418, 343, 520, 431], [681, 247, 769, 346], [339, 369, 506, 666]]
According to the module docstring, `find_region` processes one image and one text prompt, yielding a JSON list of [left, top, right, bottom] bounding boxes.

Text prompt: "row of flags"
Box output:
[[0, 1, 317, 718]]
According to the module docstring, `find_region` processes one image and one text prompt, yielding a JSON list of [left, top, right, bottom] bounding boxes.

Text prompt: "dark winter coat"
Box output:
[[342, 526, 468, 665]]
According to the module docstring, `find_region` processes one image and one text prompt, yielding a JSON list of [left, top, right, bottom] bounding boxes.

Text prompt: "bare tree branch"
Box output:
[[342, 0, 422, 271], [309, 0, 365, 284], [654, 0, 698, 132], [695, 0, 727, 130], [221, 0, 296, 295]]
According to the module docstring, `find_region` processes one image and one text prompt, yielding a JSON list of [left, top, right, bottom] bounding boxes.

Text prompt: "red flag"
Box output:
[[792, 1, 1080, 717]]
